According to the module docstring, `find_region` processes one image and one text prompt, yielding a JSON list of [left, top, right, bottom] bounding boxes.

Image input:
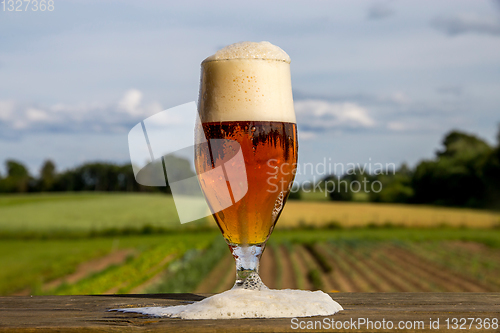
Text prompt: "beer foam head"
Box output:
[[203, 41, 291, 63], [199, 42, 296, 123], [113, 289, 343, 319]]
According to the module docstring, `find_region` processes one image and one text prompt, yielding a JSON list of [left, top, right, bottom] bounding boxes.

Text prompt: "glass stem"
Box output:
[[229, 244, 268, 290]]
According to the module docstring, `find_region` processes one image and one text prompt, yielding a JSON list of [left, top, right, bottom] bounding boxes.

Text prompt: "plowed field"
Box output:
[[195, 239, 500, 293]]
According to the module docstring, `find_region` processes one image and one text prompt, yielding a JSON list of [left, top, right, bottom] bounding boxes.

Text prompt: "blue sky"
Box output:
[[1, 0, 500, 182]]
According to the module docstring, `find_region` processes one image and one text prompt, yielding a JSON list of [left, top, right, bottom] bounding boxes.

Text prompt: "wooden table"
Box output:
[[0, 293, 499, 332]]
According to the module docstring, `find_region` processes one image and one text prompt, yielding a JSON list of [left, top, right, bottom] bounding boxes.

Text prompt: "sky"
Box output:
[[1, 0, 500, 182]]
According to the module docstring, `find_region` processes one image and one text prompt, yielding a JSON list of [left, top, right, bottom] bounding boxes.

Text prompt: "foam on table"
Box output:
[[113, 289, 343, 319]]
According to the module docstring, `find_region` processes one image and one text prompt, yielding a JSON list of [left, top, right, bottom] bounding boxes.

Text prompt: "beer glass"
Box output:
[[195, 42, 298, 290]]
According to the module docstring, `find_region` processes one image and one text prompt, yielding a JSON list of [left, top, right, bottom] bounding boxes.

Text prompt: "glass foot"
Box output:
[[229, 244, 269, 291], [232, 271, 268, 290]]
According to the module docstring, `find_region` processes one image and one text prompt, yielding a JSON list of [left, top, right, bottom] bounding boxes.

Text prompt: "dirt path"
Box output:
[[297, 245, 335, 291], [259, 246, 277, 289], [278, 245, 296, 289], [41, 249, 135, 293], [372, 251, 435, 292], [290, 245, 313, 290], [194, 253, 233, 293], [214, 256, 236, 293], [410, 242, 500, 290], [194, 245, 280, 293], [128, 253, 177, 294], [329, 244, 383, 292], [446, 240, 492, 254], [376, 248, 444, 292], [348, 249, 408, 292], [343, 248, 395, 292], [387, 245, 491, 292], [315, 244, 357, 292], [104, 252, 176, 295]]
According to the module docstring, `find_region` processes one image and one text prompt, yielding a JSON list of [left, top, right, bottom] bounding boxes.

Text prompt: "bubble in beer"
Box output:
[[272, 191, 284, 220]]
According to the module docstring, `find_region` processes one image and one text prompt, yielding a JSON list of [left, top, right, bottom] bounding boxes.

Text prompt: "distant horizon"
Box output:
[[1, 123, 497, 184], [1, 0, 500, 183]]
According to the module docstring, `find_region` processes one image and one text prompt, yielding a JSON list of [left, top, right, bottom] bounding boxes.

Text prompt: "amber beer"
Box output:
[[196, 42, 297, 251], [196, 120, 297, 245]]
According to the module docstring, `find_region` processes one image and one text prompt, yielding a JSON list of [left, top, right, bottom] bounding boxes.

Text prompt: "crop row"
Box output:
[[194, 239, 500, 293], [6, 233, 499, 296]]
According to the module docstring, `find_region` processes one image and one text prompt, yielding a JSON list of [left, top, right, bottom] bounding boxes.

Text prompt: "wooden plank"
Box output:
[[0, 293, 498, 332]]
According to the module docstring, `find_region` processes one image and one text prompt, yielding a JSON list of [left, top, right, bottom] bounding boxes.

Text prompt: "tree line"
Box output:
[[1, 127, 499, 209], [0, 160, 162, 194], [0, 153, 200, 194], [319, 128, 500, 209]]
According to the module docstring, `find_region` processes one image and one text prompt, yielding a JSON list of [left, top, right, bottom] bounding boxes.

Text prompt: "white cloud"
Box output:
[[0, 100, 15, 121], [117, 89, 165, 118], [118, 89, 143, 116], [387, 121, 407, 131], [26, 108, 49, 122], [12, 120, 28, 130], [387, 92, 410, 105], [298, 131, 317, 140], [294, 100, 375, 132], [386, 119, 458, 133], [0, 90, 166, 138]]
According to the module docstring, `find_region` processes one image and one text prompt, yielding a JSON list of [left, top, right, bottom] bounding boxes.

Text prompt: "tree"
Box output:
[[496, 123, 500, 147], [325, 175, 353, 202], [412, 130, 492, 207], [370, 163, 414, 203], [53, 163, 125, 192], [437, 130, 491, 160], [0, 160, 31, 192], [287, 182, 302, 200], [51, 161, 174, 193], [39, 160, 56, 191], [481, 124, 500, 208]]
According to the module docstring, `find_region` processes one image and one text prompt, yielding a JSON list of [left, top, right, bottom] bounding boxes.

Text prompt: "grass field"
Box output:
[[1, 192, 500, 296], [1, 193, 498, 235], [0, 193, 210, 235], [1, 232, 220, 296]]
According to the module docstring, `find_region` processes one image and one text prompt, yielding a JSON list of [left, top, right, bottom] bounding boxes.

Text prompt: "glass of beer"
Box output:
[[195, 42, 298, 290]]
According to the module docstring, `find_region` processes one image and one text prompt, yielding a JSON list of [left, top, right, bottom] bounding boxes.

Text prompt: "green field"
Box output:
[[1, 193, 499, 296], [2, 228, 500, 296], [0, 193, 209, 236], [0, 232, 220, 295], [1, 193, 498, 236]]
